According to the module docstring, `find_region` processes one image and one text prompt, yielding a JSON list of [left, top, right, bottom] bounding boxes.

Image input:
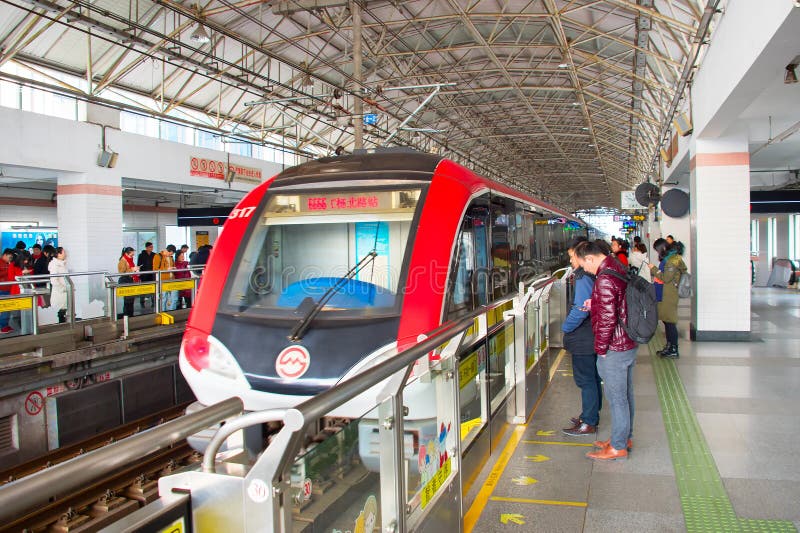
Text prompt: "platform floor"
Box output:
[[465, 288, 800, 532]]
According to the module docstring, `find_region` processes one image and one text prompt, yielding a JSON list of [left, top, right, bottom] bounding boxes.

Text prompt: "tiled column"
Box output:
[[56, 172, 123, 318], [689, 134, 750, 340]]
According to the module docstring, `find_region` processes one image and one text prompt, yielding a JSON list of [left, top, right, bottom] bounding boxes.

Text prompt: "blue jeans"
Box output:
[[0, 290, 9, 328], [596, 347, 637, 451], [571, 353, 602, 426]]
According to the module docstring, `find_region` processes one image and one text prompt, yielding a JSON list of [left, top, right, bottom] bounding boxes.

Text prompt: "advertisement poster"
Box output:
[[1, 230, 58, 250]]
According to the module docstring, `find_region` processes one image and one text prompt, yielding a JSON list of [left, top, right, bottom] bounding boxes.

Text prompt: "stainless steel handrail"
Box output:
[[0, 397, 243, 524]]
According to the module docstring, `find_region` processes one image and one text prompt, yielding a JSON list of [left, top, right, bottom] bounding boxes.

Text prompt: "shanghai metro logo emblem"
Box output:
[[275, 345, 311, 379]]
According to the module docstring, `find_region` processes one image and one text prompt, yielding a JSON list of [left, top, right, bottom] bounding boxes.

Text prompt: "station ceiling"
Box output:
[[0, 0, 717, 210]]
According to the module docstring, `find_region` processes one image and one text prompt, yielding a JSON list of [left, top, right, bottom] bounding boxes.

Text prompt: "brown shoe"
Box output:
[[586, 446, 628, 461], [562, 422, 597, 436], [592, 438, 632, 451]]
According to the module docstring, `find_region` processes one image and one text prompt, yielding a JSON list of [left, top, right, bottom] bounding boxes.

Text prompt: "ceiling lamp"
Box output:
[[785, 63, 798, 84], [190, 23, 211, 45]]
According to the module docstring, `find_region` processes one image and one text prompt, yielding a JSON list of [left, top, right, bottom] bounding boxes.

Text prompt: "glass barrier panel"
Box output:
[[0, 294, 35, 337], [524, 298, 539, 371], [160, 278, 195, 311], [403, 347, 458, 521], [290, 406, 381, 533], [70, 275, 108, 322], [488, 321, 515, 413], [458, 343, 486, 449], [115, 281, 158, 317]]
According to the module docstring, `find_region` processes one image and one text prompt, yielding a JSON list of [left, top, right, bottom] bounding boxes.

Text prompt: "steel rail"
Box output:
[[0, 397, 242, 523]]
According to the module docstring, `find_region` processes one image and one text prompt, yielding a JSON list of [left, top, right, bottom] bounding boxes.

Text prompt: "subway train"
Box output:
[[179, 150, 585, 452]]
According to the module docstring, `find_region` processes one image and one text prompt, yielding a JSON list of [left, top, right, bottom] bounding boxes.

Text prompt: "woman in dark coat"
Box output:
[[649, 239, 687, 358]]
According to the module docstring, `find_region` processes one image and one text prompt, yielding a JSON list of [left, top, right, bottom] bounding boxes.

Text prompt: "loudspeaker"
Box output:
[[673, 113, 693, 137], [97, 150, 118, 168], [661, 188, 690, 218], [660, 147, 672, 167]]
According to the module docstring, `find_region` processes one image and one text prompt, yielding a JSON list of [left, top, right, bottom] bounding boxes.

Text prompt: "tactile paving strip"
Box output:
[[648, 338, 797, 533]]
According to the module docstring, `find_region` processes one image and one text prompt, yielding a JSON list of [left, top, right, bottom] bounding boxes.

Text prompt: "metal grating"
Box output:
[[0, 414, 15, 453]]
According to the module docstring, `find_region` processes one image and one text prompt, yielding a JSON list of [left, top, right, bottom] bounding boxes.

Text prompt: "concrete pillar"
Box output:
[[689, 133, 751, 340], [56, 171, 123, 319]]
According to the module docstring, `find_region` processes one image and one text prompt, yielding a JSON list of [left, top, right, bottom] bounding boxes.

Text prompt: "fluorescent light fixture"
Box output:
[[571, 101, 581, 106], [558, 63, 569, 69], [190, 24, 211, 44]]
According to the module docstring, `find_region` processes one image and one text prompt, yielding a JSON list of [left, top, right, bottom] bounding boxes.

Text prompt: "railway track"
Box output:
[[0, 403, 191, 486], [0, 404, 357, 532], [0, 441, 197, 532]]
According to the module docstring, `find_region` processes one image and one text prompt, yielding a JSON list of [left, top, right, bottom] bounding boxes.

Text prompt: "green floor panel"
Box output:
[[648, 337, 797, 533]]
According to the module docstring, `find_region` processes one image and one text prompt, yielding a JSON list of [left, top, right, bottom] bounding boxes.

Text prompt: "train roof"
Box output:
[[274, 148, 443, 183], [273, 148, 583, 224]]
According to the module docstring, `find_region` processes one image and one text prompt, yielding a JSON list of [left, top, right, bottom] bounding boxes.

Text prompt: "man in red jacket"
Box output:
[[574, 240, 638, 461]]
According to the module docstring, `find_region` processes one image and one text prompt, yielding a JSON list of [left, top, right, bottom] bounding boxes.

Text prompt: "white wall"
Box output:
[[0, 105, 282, 269], [0, 105, 283, 189]]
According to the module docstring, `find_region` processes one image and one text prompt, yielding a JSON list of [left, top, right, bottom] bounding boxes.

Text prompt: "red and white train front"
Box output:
[[179, 152, 473, 417]]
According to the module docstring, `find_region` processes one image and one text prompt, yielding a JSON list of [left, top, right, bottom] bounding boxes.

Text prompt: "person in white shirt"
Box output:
[[629, 243, 651, 282]]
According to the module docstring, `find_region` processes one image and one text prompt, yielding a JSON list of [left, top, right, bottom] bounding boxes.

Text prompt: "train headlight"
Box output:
[[182, 329, 244, 382], [205, 336, 243, 380], [182, 328, 210, 371]]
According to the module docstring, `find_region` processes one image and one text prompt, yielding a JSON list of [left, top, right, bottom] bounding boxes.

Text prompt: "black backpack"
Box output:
[[601, 269, 658, 344]]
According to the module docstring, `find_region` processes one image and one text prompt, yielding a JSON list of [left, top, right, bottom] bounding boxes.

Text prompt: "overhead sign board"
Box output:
[[620, 190, 641, 210], [228, 163, 263, 184], [363, 113, 378, 125], [613, 214, 645, 222], [190, 157, 263, 183]]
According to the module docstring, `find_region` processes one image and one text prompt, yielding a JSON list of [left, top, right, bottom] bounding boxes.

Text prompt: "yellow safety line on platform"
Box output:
[[463, 350, 566, 533], [463, 425, 526, 533], [490, 496, 588, 508], [522, 440, 593, 447]]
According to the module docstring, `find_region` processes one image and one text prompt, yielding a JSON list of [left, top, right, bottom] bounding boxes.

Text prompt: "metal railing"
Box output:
[[0, 266, 205, 338], [0, 398, 243, 524], [155, 271, 567, 532], [104, 266, 205, 318]]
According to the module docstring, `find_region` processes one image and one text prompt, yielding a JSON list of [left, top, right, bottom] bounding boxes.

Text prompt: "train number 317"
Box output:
[[229, 206, 256, 219]]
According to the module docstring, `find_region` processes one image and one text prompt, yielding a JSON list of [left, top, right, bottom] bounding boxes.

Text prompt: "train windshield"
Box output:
[[224, 187, 423, 316]]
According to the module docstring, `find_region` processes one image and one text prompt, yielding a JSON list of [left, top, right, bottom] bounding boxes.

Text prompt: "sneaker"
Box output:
[[0, 326, 13, 334], [571, 416, 598, 428], [660, 344, 679, 359], [562, 422, 597, 436]]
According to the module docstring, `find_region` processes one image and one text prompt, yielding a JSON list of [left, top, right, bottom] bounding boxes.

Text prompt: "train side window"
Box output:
[[490, 195, 515, 300], [445, 195, 490, 320]]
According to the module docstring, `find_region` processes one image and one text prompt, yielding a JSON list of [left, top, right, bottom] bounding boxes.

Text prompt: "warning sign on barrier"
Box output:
[[0, 296, 33, 312], [161, 280, 195, 292], [25, 391, 44, 416], [116, 283, 156, 297]]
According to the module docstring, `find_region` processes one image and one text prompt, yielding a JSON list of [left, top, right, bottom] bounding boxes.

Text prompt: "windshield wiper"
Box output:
[[288, 250, 378, 341]]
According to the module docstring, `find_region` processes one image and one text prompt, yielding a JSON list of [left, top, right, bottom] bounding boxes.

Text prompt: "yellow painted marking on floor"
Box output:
[[492, 496, 588, 508], [511, 476, 537, 486], [548, 349, 566, 380], [524, 454, 550, 463], [523, 440, 593, 447], [535, 430, 555, 436], [463, 425, 526, 533], [500, 513, 525, 525], [464, 349, 567, 533]]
